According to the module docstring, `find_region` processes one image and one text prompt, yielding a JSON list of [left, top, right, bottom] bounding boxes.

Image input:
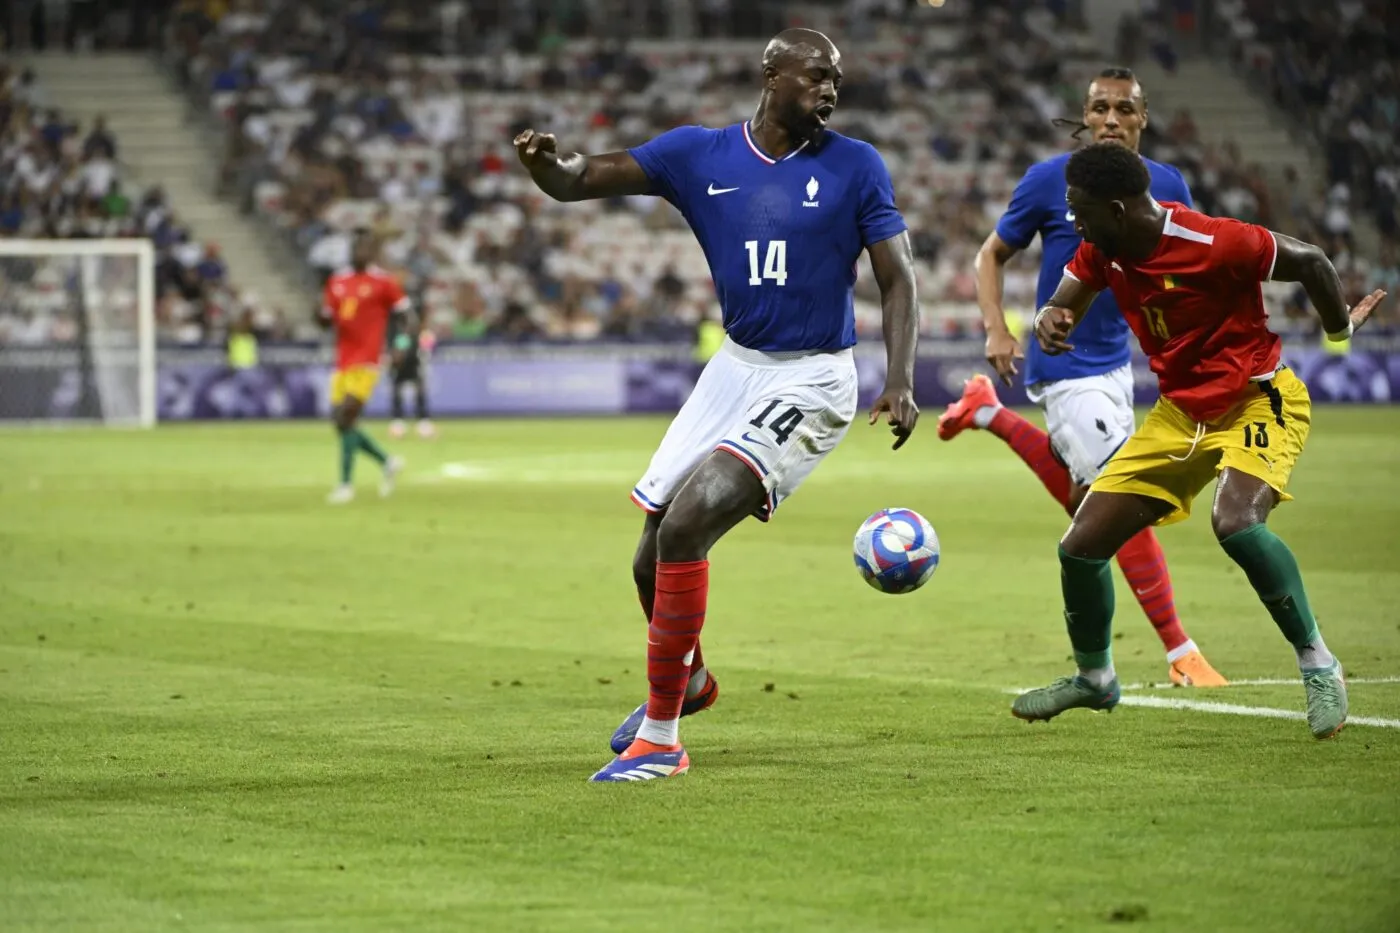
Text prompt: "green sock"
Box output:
[[338, 429, 357, 484], [1219, 523, 1319, 648], [355, 428, 388, 465], [1059, 546, 1115, 672]]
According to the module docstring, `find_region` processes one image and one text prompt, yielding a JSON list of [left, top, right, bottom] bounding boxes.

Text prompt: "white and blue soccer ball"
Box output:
[[853, 508, 940, 594]]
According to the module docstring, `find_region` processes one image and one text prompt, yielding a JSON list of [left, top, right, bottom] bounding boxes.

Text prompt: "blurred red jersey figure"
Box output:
[[320, 232, 409, 505]]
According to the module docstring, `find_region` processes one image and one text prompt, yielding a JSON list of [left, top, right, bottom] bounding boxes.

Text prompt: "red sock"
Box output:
[[988, 408, 1072, 512], [1115, 527, 1189, 652], [645, 560, 709, 724], [639, 585, 706, 680]]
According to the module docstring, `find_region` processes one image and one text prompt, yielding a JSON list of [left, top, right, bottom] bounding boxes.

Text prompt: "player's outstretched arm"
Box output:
[[1270, 233, 1387, 339], [974, 231, 1025, 385], [1033, 274, 1099, 356], [513, 129, 652, 203], [866, 231, 920, 450]]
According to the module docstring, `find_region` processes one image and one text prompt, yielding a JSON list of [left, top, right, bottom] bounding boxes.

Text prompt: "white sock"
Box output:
[[971, 404, 1002, 429], [1078, 665, 1116, 689], [684, 666, 709, 699], [1165, 640, 1198, 663], [635, 715, 679, 747], [1296, 636, 1336, 672]]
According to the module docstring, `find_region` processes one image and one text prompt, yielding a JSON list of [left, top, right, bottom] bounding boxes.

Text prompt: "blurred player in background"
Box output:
[[387, 314, 436, 439], [939, 67, 1227, 687], [319, 230, 407, 504], [517, 27, 921, 782], [1014, 142, 1385, 738]]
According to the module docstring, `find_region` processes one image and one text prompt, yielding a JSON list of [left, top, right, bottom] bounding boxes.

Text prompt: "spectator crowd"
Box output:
[[1216, 0, 1400, 327], [3, 0, 1395, 347], [0, 58, 250, 346]]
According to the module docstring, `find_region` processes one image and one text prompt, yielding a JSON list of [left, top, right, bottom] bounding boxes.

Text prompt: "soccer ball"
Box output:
[[852, 508, 940, 594]]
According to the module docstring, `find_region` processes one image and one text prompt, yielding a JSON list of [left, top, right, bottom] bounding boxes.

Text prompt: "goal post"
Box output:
[[0, 239, 156, 427]]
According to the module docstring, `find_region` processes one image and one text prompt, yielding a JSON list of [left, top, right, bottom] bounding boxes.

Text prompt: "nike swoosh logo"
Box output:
[[708, 183, 739, 195], [740, 431, 769, 446]]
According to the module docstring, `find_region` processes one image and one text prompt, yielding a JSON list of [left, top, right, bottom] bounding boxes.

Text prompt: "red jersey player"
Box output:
[[319, 230, 411, 504], [1013, 142, 1384, 739]]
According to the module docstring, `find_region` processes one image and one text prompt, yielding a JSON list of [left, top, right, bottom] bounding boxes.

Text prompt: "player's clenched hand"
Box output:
[[1034, 305, 1075, 355], [513, 129, 558, 168], [1349, 289, 1387, 332], [869, 385, 919, 450], [985, 329, 1024, 386]]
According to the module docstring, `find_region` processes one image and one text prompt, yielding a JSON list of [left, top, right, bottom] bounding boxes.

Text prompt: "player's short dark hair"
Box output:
[[1097, 66, 1137, 83], [1066, 142, 1152, 201]]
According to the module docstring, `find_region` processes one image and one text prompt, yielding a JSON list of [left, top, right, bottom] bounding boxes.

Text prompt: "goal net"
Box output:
[[0, 239, 156, 427]]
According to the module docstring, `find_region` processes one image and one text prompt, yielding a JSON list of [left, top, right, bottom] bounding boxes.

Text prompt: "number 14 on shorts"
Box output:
[[746, 240, 787, 286]]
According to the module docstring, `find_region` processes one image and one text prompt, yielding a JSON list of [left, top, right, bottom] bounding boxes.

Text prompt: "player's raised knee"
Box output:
[[1058, 526, 1102, 562], [1211, 471, 1277, 541], [1211, 510, 1263, 543]]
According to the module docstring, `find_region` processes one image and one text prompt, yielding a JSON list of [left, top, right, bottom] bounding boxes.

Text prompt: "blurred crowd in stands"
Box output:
[[0, 56, 247, 346], [2, 0, 1396, 348], [1214, 0, 1400, 329]]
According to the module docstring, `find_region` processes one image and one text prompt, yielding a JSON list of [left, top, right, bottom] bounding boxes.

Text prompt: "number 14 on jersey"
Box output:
[[745, 240, 788, 287]]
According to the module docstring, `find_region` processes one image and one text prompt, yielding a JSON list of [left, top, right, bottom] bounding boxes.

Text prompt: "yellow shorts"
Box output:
[[1091, 367, 1311, 525], [329, 365, 380, 406]]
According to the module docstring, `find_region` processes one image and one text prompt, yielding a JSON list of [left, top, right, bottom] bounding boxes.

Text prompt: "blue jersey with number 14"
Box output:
[[630, 122, 907, 353], [997, 151, 1192, 385]]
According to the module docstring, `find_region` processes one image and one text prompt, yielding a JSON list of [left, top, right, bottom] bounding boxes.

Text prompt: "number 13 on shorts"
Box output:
[[746, 240, 787, 286]]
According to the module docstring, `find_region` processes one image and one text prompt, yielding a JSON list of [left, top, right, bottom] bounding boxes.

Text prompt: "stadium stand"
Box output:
[[1211, 0, 1400, 323], [154, 0, 1394, 344], [0, 59, 253, 346]]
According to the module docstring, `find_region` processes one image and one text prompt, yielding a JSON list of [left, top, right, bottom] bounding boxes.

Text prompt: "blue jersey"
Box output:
[[996, 152, 1193, 384], [630, 122, 907, 352]]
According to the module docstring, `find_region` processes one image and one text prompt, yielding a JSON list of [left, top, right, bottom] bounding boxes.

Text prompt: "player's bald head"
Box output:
[[757, 28, 842, 140], [762, 28, 840, 73]]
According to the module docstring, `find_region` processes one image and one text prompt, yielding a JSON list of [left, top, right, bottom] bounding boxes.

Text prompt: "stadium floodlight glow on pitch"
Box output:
[[0, 238, 156, 428]]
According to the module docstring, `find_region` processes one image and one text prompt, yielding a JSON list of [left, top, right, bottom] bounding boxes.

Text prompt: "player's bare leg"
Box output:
[[609, 509, 719, 754], [591, 453, 762, 782], [1012, 490, 1172, 721], [1212, 469, 1345, 738]]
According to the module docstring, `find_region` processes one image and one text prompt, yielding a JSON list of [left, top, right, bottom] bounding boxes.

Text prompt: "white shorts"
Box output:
[[1026, 364, 1136, 487], [631, 337, 859, 521]]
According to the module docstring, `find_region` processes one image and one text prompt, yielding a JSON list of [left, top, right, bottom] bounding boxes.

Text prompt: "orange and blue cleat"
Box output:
[[589, 739, 691, 782], [610, 673, 719, 754]]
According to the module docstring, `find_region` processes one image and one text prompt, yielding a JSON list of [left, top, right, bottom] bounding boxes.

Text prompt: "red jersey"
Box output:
[[322, 266, 408, 369], [1066, 204, 1281, 422]]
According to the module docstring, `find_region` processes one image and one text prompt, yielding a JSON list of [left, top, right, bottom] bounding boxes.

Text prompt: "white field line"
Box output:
[[1115, 695, 1400, 729], [1119, 676, 1400, 690], [1002, 687, 1400, 730]]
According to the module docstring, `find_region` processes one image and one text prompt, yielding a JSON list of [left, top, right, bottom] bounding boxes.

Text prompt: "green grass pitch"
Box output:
[[1, 408, 1398, 932]]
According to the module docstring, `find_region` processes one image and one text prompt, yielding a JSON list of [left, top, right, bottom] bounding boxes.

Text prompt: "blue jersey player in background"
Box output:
[[937, 67, 1228, 688], [515, 28, 921, 783]]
